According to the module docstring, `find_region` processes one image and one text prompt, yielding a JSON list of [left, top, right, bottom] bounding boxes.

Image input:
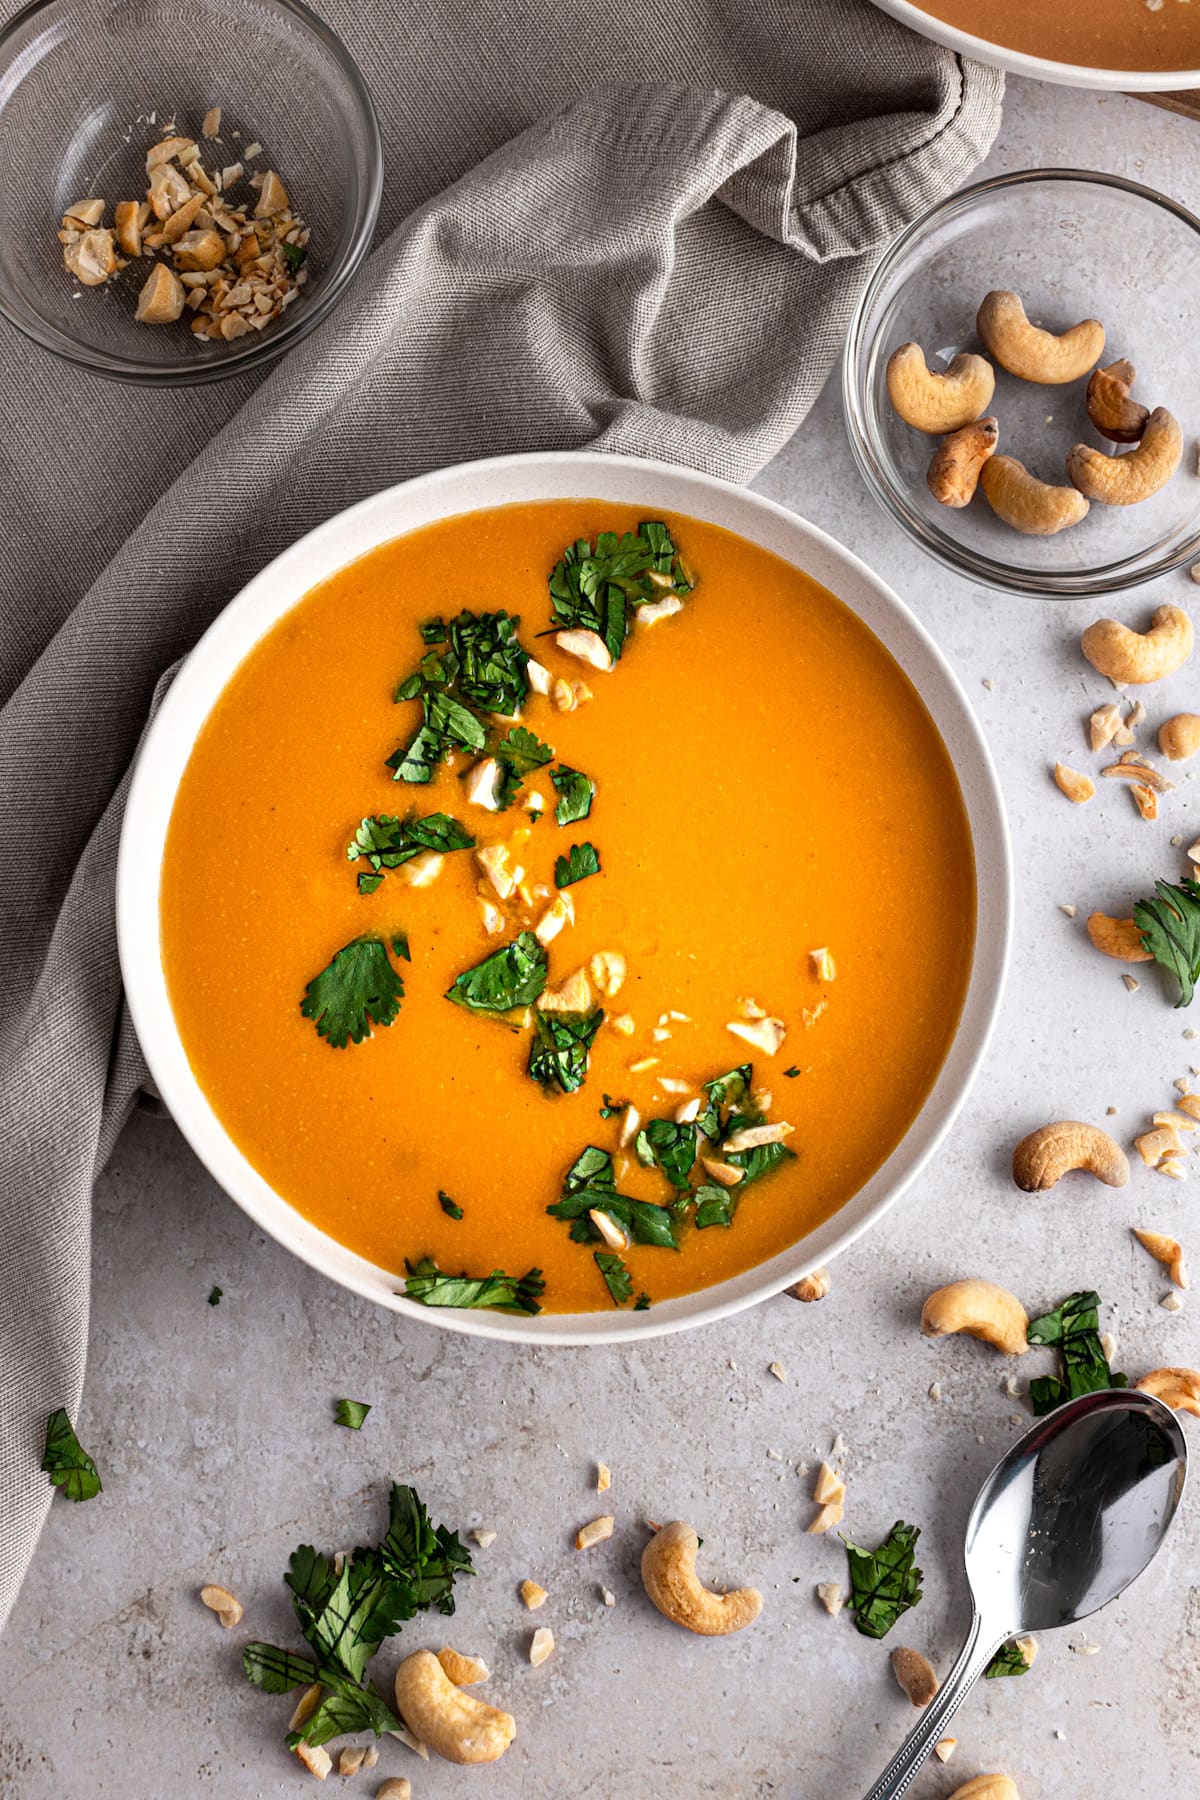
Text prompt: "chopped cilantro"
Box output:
[[348, 812, 474, 892], [445, 931, 548, 1017], [693, 1184, 736, 1229], [633, 1292, 652, 1311], [420, 618, 447, 644], [986, 1638, 1035, 1678], [529, 1006, 604, 1093], [388, 611, 531, 785], [403, 1256, 545, 1315], [547, 1146, 677, 1248], [635, 1117, 698, 1192], [1027, 1291, 1127, 1414], [554, 842, 601, 889], [595, 1251, 633, 1306], [41, 1409, 102, 1503], [599, 1093, 631, 1119], [696, 1065, 752, 1140], [493, 725, 554, 809], [548, 522, 692, 665], [438, 1191, 464, 1220], [1132, 877, 1200, 1005], [208, 1285, 223, 1306], [783, 1065, 801, 1079], [301, 936, 407, 1048], [550, 764, 595, 826], [335, 1399, 371, 1431], [280, 240, 306, 272], [843, 1521, 923, 1639]]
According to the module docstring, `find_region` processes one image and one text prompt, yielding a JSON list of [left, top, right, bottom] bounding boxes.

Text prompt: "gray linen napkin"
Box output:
[[0, 0, 1002, 1630]]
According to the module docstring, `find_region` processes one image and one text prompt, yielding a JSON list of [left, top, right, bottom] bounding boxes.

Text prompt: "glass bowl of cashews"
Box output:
[[843, 169, 1200, 596]]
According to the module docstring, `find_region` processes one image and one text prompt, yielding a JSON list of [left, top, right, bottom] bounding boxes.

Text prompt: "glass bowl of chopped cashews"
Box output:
[[0, 0, 381, 382], [844, 169, 1200, 597]]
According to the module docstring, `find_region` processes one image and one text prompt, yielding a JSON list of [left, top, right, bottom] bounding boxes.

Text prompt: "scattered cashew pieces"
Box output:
[[1159, 714, 1200, 762], [927, 417, 998, 507], [1086, 913, 1152, 963], [293, 1742, 332, 1779], [891, 1647, 939, 1707], [886, 343, 996, 435], [1133, 1228, 1189, 1289], [947, 1779, 1020, 1800], [376, 1781, 413, 1800], [393, 1649, 515, 1765], [520, 1579, 548, 1610], [198, 1582, 243, 1628], [437, 1646, 490, 1686], [1068, 408, 1183, 507], [529, 1626, 555, 1666], [1086, 359, 1150, 444], [1135, 1367, 1200, 1416], [1012, 1121, 1130, 1192], [787, 1265, 830, 1302], [1081, 603, 1193, 685], [921, 1280, 1029, 1356], [1054, 763, 1094, 805], [640, 1521, 762, 1636], [979, 456, 1089, 536], [576, 1515, 615, 1550], [977, 289, 1104, 384]]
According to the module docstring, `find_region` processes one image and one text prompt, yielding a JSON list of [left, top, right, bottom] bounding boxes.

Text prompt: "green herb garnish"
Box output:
[[555, 842, 601, 889], [335, 1399, 371, 1431], [986, 1637, 1035, 1678], [529, 1007, 604, 1094], [550, 764, 595, 826], [438, 1191, 464, 1220], [696, 1065, 752, 1140], [599, 1093, 630, 1119], [635, 1117, 698, 1192], [42, 1409, 102, 1503], [445, 931, 548, 1017], [842, 1521, 923, 1639], [494, 725, 554, 809], [403, 1256, 545, 1314], [548, 523, 692, 665], [633, 1292, 652, 1311], [301, 935, 408, 1048], [1133, 877, 1200, 1006], [783, 1066, 800, 1079], [1027, 1290, 1127, 1415], [348, 812, 474, 893], [208, 1285, 223, 1306], [280, 241, 306, 272], [693, 1184, 737, 1230], [547, 1145, 678, 1248], [388, 611, 530, 784], [595, 1252, 633, 1306]]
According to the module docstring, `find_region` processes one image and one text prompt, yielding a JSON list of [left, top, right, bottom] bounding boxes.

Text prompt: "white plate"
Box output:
[[116, 451, 1012, 1345], [870, 0, 1200, 90]]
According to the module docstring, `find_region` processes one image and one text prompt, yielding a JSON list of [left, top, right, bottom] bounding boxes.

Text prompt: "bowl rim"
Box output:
[[0, 0, 383, 385], [868, 0, 1200, 89], [842, 166, 1200, 598], [115, 448, 1013, 1345]]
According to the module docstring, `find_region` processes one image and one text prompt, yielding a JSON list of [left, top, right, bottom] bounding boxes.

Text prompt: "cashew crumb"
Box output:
[[934, 1739, 957, 1763], [928, 1380, 942, 1400], [337, 1746, 365, 1776], [816, 1581, 844, 1617], [601, 1586, 616, 1607], [293, 1742, 332, 1779], [1070, 1640, 1101, 1656], [1059, 903, 1077, 918], [1161, 1291, 1185, 1311], [471, 1528, 497, 1548], [576, 1515, 615, 1550], [198, 1582, 244, 1628], [529, 1626, 555, 1666], [596, 1462, 612, 1492], [520, 1579, 548, 1610], [1123, 974, 1141, 992], [768, 1360, 787, 1383]]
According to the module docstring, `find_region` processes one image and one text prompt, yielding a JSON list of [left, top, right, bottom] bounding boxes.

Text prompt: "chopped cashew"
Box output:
[[806, 1501, 844, 1535], [437, 1646, 490, 1686], [637, 595, 685, 628], [934, 1739, 957, 1763], [337, 1746, 365, 1776], [787, 1265, 830, 1302], [255, 170, 290, 217], [1136, 1127, 1184, 1166], [400, 849, 443, 888], [885, 342, 995, 434], [1136, 1366, 1200, 1415], [1159, 714, 1200, 762], [812, 1462, 845, 1505], [723, 1122, 793, 1154], [927, 417, 999, 507], [198, 1582, 244, 1627], [701, 1157, 744, 1188], [979, 456, 1089, 535], [641, 1521, 762, 1636], [475, 842, 519, 900], [534, 889, 574, 946], [1086, 913, 1152, 962], [808, 947, 836, 982], [63, 196, 106, 227], [1087, 358, 1150, 444], [1054, 763, 1094, 804], [520, 1579, 548, 1609], [1088, 702, 1123, 752], [526, 658, 552, 694], [589, 1208, 628, 1251], [146, 134, 196, 170], [465, 757, 503, 811], [1068, 408, 1183, 506], [891, 1647, 938, 1707], [1081, 604, 1194, 685], [1012, 1121, 1130, 1191], [816, 1581, 844, 1617], [612, 1013, 636, 1036], [393, 1649, 515, 1765], [946, 1781, 1019, 1800], [576, 1515, 615, 1550], [589, 951, 626, 997], [376, 1782, 412, 1800], [618, 1104, 640, 1149], [921, 1280, 1029, 1356], [65, 228, 118, 286], [289, 1683, 322, 1731], [539, 966, 593, 1014], [529, 1626, 555, 1666], [597, 1461, 612, 1491], [470, 1528, 497, 1548], [477, 896, 505, 936], [293, 1742, 332, 1779], [113, 200, 142, 257], [1133, 1228, 1189, 1289], [555, 628, 613, 671], [726, 1016, 787, 1055], [674, 1098, 701, 1125], [977, 289, 1104, 384]]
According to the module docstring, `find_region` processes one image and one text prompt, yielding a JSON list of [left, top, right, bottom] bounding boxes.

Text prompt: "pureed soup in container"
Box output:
[[158, 501, 976, 1316], [905, 0, 1200, 72]]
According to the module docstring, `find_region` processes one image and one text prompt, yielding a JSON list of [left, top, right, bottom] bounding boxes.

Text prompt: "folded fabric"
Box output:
[[0, 0, 1003, 1632]]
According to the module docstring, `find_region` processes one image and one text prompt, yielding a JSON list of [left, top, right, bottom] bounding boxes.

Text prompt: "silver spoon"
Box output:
[[863, 1388, 1187, 1800]]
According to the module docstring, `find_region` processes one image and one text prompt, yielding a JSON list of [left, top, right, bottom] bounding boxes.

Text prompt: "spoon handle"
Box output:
[[860, 1614, 1006, 1800]]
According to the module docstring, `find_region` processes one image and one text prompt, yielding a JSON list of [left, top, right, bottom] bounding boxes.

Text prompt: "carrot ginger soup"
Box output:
[[160, 502, 975, 1315], [908, 0, 1200, 72]]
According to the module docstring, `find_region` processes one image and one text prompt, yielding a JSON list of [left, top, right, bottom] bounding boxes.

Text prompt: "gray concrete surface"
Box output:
[[3, 74, 1199, 1800]]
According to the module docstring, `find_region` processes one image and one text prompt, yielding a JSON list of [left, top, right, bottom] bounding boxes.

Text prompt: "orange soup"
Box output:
[[160, 501, 975, 1315], [910, 0, 1200, 72]]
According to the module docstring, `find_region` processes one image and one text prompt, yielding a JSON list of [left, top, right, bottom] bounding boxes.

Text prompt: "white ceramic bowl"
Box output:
[[870, 0, 1200, 89], [117, 451, 1012, 1345]]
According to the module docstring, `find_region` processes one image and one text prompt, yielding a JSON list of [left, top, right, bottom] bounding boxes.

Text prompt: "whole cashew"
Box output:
[[1135, 1366, 1200, 1416], [1081, 603, 1194, 684], [393, 1649, 515, 1765], [886, 342, 995, 435], [640, 1521, 763, 1636], [1012, 1121, 1130, 1192], [920, 1280, 1029, 1356], [927, 417, 998, 507], [1086, 912, 1152, 962], [977, 288, 1104, 384], [1067, 407, 1183, 506], [1159, 714, 1200, 761], [979, 456, 1089, 536], [1086, 358, 1149, 444], [948, 1779, 1020, 1800]]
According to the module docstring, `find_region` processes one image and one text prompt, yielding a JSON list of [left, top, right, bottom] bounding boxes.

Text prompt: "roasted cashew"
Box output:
[[1086, 358, 1150, 444], [1159, 714, 1200, 761], [640, 1521, 762, 1636], [948, 1779, 1020, 1800], [979, 456, 1089, 536], [1086, 912, 1152, 963], [920, 1280, 1029, 1356], [1068, 407, 1183, 506], [437, 1646, 490, 1686], [977, 289, 1104, 384], [1081, 603, 1194, 684], [891, 1646, 938, 1706], [1054, 763, 1094, 804], [393, 1649, 515, 1765], [1012, 1121, 1130, 1192], [1136, 1367, 1200, 1416], [886, 342, 995, 435], [927, 417, 998, 507]]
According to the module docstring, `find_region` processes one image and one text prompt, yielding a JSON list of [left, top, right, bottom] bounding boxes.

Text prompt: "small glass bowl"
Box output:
[[0, 0, 382, 384], [843, 169, 1200, 597]]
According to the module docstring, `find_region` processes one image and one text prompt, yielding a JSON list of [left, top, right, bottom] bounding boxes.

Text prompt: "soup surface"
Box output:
[[161, 501, 976, 1314], [909, 0, 1200, 71]]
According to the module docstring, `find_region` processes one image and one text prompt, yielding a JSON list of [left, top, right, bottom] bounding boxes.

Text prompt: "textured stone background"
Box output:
[[3, 72, 1199, 1800]]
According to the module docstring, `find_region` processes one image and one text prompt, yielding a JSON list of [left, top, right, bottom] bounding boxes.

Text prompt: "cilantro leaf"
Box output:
[[634, 1292, 652, 1311], [388, 611, 531, 785], [42, 1409, 102, 1502], [348, 812, 474, 891], [723, 1118, 796, 1188], [783, 1065, 800, 1079], [242, 1643, 319, 1693], [843, 1521, 923, 1639], [986, 1638, 1035, 1678], [493, 725, 554, 809], [547, 1145, 677, 1248], [555, 842, 601, 889], [549, 523, 693, 665], [301, 936, 406, 1048], [599, 1093, 630, 1119], [335, 1399, 371, 1431], [445, 931, 548, 1017], [208, 1285, 222, 1305], [375, 1481, 475, 1615], [551, 764, 595, 826], [1027, 1290, 1127, 1415], [438, 1190, 463, 1220], [595, 1251, 633, 1306], [694, 1183, 736, 1229], [635, 1118, 698, 1193], [696, 1065, 752, 1141], [420, 618, 447, 644], [403, 1256, 545, 1315], [1133, 877, 1200, 1006], [287, 1679, 400, 1750], [280, 240, 306, 272], [529, 1007, 604, 1094], [449, 610, 530, 716]]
